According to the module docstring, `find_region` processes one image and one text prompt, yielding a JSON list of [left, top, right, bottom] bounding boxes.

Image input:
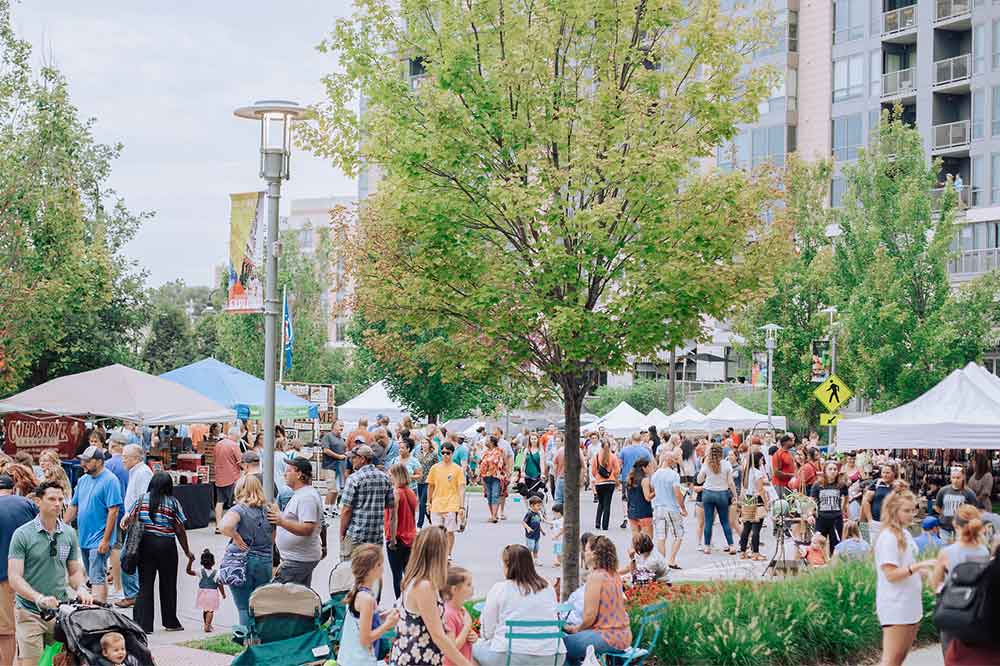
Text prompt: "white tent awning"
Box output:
[[0, 364, 236, 425], [661, 404, 707, 432], [671, 398, 785, 432], [646, 408, 670, 431], [337, 381, 407, 424], [838, 363, 1000, 451], [592, 402, 647, 437]]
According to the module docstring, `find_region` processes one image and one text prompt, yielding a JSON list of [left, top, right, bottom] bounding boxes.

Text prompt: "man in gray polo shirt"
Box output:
[[8, 482, 91, 666]]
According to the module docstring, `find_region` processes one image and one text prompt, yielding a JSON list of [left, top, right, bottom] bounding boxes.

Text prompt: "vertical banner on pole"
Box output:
[[810, 339, 832, 383], [225, 192, 265, 313]]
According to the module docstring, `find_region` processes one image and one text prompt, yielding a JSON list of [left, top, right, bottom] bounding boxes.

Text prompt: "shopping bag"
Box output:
[[38, 641, 62, 666]]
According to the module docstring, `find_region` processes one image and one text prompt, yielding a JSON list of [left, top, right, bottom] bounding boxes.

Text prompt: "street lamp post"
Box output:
[[234, 100, 307, 501], [821, 306, 838, 447], [760, 323, 783, 428]]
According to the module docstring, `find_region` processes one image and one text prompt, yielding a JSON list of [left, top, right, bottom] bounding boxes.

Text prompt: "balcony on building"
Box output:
[[948, 220, 1000, 282], [932, 93, 971, 155], [882, 1, 917, 43], [882, 45, 917, 102], [931, 158, 972, 209], [933, 28, 972, 94], [934, 0, 971, 30]]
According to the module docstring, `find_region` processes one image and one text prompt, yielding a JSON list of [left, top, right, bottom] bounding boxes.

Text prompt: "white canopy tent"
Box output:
[[645, 408, 670, 430], [592, 401, 647, 437], [661, 404, 706, 432], [670, 398, 786, 432], [0, 364, 236, 425], [337, 381, 407, 424], [838, 363, 1000, 451]]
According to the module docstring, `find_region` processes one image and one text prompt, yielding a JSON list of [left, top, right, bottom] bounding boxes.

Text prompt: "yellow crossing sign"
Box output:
[[819, 413, 842, 427], [814, 374, 853, 412]]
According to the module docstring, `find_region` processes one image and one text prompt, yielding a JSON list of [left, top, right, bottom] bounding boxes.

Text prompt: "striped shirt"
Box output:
[[128, 494, 186, 539]]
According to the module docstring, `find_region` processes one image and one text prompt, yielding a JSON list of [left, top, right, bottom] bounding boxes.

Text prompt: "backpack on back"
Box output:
[[933, 558, 997, 645]]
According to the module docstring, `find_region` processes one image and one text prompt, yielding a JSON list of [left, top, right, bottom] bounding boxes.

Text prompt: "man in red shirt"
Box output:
[[771, 433, 797, 498], [213, 425, 243, 532]]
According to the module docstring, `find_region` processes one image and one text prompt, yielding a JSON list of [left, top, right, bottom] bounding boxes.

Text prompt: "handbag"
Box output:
[[218, 547, 249, 587], [120, 516, 143, 575]]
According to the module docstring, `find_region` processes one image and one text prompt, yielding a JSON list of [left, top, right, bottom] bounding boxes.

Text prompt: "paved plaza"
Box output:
[[150, 488, 941, 665]]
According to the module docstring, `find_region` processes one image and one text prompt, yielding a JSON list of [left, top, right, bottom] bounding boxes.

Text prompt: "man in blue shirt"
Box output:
[[914, 515, 944, 554], [64, 446, 123, 604], [0, 474, 37, 665], [618, 432, 653, 529]]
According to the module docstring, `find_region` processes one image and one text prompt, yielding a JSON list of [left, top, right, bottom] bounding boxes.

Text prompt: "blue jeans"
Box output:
[[702, 489, 734, 547], [563, 630, 615, 666], [417, 483, 429, 527], [555, 477, 565, 504], [483, 477, 501, 506], [122, 569, 139, 599], [229, 554, 273, 627], [81, 548, 110, 586]]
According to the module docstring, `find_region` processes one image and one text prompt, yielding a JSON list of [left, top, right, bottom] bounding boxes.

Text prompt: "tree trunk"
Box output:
[[558, 376, 588, 599], [668, 349, 676, 413]]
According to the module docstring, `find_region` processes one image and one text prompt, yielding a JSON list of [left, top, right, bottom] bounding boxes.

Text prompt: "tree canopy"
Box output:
[[308, 0, 789, 591]]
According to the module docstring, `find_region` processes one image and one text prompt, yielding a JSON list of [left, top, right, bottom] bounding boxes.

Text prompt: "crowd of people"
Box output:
[[0, 414, 995, 665]]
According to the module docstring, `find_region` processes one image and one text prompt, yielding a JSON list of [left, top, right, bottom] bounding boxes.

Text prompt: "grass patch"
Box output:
[[181, 635, 243, 656], [645, 559, 936, 666]]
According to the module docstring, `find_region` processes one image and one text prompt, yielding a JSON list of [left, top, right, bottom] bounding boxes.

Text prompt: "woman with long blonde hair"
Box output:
[[389, 527, 473, 666], [696, 443, 738, 554], [219, 475, 274, 625], [874, 489, 935, 666]]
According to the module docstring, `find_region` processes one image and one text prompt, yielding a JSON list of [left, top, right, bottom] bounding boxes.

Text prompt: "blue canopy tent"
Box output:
[[161, 358, 319, 420]]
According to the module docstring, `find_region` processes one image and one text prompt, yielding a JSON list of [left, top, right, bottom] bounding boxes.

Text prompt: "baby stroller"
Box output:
[[231, 583, 333, 666], [326, 559, 354, 644], [515, 473, 548, 502], [50, 602, 153, 666]]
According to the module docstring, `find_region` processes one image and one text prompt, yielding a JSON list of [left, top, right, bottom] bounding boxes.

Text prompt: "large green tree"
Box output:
[[0, 0, 149, 393], [734, 156, 840, 427], [307, 0, 788, 590], [141, 305, 197, 374], [833, 114, 1000, 411]]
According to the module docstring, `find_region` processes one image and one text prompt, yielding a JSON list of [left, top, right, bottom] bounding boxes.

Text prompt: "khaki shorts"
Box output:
[[15, 607, 55, 662], [431, 512, 459, 532], [0, 581, 13, 636]]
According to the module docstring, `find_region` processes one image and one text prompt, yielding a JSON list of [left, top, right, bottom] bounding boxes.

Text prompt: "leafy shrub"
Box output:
[[643, 560, 936, 666]]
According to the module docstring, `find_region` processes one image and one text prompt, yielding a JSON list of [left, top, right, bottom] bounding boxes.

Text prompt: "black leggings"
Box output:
[[815, 514, 843, 553], [739, 520, 764, 554], [595, 484, 615, 530], [386, 543, 411, 599]]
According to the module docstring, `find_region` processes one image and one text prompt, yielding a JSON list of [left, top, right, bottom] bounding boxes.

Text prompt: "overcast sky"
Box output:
[[13, 0, 357, 287]]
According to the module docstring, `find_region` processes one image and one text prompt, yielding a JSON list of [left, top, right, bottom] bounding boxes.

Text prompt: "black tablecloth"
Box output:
[[173, 483, 213, 530]]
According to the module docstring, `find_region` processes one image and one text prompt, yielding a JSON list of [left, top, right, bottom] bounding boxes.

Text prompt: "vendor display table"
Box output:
[[173, 482, 213, 530]]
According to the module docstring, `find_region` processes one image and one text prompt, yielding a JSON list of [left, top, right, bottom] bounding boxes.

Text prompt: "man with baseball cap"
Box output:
[[64, 446, 122, 604], [267, 458, 324, 587], [914, 515, 944, 554], [339, 445, 396, 562]]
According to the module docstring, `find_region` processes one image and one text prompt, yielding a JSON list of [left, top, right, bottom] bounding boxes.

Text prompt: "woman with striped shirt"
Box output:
[[124, 472, 196, 633]]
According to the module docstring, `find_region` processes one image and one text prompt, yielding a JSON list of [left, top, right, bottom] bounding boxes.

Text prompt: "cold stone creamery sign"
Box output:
[[3, 414, 84, 459]]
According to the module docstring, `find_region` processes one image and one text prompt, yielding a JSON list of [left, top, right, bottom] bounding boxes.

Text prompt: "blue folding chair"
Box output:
[[503, 619, 566, 666], [602, 599, 668, 666]]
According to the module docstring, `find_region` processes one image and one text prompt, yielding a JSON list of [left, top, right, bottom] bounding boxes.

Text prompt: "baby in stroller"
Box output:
[[96, 632, 126, 666], [51, 603, 152, 666]]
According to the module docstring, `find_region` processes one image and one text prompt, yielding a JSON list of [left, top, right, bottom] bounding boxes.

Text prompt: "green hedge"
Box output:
[[645, 560, 937, 666]]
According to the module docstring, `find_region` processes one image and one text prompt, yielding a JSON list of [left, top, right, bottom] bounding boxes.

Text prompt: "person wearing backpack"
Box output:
[[941, 546, 1000, 665], [928, 504, 991, 657]]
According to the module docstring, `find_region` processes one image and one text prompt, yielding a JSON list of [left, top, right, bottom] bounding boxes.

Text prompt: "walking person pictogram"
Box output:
[[827, 382, 841, 405]]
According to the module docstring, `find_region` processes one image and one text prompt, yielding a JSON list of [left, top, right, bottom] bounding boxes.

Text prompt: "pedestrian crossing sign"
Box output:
[[819, 413, 841, 427], [814, 374, 852, 411]]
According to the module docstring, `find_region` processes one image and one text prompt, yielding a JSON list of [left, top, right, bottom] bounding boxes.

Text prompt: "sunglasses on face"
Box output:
[[49, 536, 57, 558], [442, 450, 454, 455]]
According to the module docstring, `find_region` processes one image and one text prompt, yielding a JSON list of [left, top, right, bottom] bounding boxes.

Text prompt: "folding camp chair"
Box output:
[[503, 619, 565, 666]]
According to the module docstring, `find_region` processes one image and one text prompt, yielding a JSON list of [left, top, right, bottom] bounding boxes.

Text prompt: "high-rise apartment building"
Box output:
[[283, 196, 357, 348]]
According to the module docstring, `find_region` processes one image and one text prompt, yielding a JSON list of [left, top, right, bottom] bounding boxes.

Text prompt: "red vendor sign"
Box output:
[[2, 413, 85, 459]]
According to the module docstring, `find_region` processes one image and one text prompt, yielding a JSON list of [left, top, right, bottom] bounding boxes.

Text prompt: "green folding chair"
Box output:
[[503, 619, 566, 666], [603, 599, 668, 666]]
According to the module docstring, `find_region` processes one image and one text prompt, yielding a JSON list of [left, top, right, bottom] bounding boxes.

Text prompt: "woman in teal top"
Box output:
[[522, 434, 545, 485]]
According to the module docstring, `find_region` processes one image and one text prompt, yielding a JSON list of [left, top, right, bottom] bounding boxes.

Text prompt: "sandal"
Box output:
[[739, 551, 749, 559]]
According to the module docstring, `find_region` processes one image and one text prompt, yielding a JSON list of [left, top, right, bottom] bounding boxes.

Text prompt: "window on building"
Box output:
[[994, 21, 1000, 69], [869, 108, 882, 139], [788, 11, 799, 51], [870, 50, 881, 97], [751, 125, 787, 167], [831, 178, 847, 207], [832, 114, 864, 160], [833, 54, 865, 102], [834, 0, 866, 43], [973, 89, 985, 139], [972, 155, 984, 205], [992, 87, 1000, 136], [717, 132, 749, 171], [991, 153, 1000, 203], [975, 24, 986, 74]]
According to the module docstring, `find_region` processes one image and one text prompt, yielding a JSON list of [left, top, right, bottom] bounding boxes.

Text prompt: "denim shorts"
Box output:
[[81, 548, 110, 585], [526, 537, 539, 554], [483, 477, 501, 505]]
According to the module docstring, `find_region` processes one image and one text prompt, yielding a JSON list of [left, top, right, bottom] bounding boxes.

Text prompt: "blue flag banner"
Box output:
[[282, 290, 294, 372]]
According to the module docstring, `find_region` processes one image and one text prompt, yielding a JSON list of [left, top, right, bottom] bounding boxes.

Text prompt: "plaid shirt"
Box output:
[[341, 464, 396, 544]]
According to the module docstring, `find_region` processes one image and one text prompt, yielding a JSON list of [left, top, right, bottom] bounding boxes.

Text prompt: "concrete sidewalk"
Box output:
[[901, 644, 943, 666], [153, 643, 234, 666]]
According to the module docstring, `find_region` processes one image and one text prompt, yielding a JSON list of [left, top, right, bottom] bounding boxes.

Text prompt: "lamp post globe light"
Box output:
[[234, 100, 308, 501], [759, 323, 783, 429]]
